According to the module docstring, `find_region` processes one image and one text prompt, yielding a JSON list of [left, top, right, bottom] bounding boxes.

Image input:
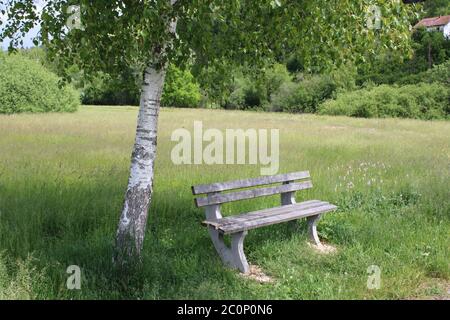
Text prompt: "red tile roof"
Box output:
[[415, 15, 450, 28]]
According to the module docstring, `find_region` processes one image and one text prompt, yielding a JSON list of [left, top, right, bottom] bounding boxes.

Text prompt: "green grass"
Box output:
[[0, 106, 449, 299]]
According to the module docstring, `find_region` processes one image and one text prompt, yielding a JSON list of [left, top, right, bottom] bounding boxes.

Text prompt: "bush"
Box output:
[[264, 63, 292, 98], [81, 71, 140, 106], [0, 53, 80, 114], [269, 63, 356, 113], [269, 81, 300, 112], [330, 63, 357, 93], [161, 65, 202, 108], [426, 60, 450, 85], [222, 64, 290, 110], [223, 79, 246, 110], [81, 65, 201, 107], [270, 74, 336, 113], [318, 83, 450, 120], [396, 60, 450, 86], [286, 55, 304, 73], [223, 75, 255, 110]]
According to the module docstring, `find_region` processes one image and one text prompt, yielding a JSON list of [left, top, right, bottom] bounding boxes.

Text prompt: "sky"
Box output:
[[1, 0, 47, 50]]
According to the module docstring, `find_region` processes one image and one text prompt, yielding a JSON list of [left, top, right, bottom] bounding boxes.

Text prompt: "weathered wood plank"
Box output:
[[195, 181, 313, 207], [217, 200, 327, 226], [219, 204, 337, 234], [209, 204, 337, 234], [192, 171, 310, 195], [202, 200, 325, 228]]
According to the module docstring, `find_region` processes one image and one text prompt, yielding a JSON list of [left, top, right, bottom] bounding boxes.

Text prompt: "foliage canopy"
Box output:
[[1, 0, 419, 80]]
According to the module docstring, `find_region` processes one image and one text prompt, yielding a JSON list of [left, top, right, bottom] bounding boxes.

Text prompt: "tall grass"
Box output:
[[0, 106, 448, 299]]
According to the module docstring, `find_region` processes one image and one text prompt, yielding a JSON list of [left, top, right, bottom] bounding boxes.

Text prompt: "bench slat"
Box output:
[[210, 204, 337, 234], [192, 171, 310, 195], [218, 200, 328, 226], [195, 181, 313, 207]]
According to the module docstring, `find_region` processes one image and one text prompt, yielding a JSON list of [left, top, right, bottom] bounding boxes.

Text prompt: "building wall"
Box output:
[[444, 22, 450, 39], [425, 23, 450, 39]]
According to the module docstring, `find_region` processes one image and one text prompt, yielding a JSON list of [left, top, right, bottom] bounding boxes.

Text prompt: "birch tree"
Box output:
[[0, 0, 418, 264]]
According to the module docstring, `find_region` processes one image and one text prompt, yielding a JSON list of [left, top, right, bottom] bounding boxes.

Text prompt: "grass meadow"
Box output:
[[0, 106, 449, 299]]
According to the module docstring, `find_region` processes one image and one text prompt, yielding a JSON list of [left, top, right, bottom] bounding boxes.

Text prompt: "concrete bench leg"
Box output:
[[208, 226, 250, 273], [307, 214, 322, 246]]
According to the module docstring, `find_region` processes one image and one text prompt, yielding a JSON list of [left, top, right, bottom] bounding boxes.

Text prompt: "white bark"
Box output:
[[115, 0, 178, 261], [115, 67, 166, 258]]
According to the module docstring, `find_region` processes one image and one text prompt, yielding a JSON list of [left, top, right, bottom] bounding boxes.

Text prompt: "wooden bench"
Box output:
[[192, 171, 338, 273]]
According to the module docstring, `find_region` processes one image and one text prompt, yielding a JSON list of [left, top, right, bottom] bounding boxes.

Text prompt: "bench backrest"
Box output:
[[192, 171, 312, 207]]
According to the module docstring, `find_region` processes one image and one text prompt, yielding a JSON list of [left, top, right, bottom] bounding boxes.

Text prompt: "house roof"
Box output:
[[415, 15, 450, 28]]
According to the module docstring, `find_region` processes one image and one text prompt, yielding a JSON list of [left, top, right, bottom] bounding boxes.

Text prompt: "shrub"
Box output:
[[269, 63, 356, 113], [223, 80, 246, 110], [286, 55, 304, 73], [81, 71, 140, 106], [330, 63, 357, 93], [270, 74, 336, 113], [161, 65, 202, 108], [269, 81, 300, 112], [243, 85, 264, 107], [222, 64, 290, 110], [0, 53, 80, 114], [318, 83, 450, 120], [396, 60, 450, 86], [81, 64, 202, 107], [222, 76, 259, 110], [264, 63, 292, 98], [426, 60, 450, 85]]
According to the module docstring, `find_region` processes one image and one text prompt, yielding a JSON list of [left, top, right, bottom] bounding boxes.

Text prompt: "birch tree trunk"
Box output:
[[115, 1, 178, 263], [115, 66, 167, 261]]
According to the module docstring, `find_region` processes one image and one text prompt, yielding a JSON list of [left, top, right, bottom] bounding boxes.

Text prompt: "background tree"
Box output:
[[422, 0, 450, 17], [412, 27, 450, 69], [0, 0, 418, 264]]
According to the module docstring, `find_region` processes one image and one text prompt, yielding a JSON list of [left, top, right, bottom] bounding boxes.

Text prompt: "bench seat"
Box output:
[[204, 200, 337, 234]]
